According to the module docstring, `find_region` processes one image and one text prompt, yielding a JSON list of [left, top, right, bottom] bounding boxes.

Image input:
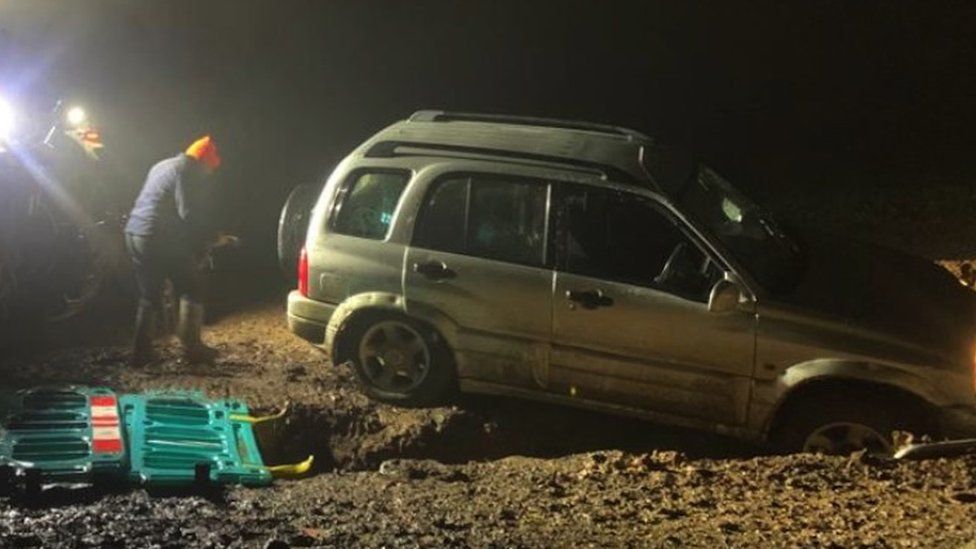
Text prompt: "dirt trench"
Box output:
[[256, 389, 756, 475]]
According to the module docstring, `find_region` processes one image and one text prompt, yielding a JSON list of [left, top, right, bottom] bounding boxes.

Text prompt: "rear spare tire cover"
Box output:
[[277, 184, 319, 281]]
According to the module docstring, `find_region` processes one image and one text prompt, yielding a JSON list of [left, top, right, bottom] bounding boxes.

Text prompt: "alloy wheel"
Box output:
[[802, 422, 892, 455], [357, 320, 431, 392]]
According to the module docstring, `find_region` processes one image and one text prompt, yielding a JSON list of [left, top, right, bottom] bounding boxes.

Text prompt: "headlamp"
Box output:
[[66, 106, 87, 127]]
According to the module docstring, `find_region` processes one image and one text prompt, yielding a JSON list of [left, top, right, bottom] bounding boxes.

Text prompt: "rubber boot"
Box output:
[[130, 304, 157, 366], [177, 298, 218, 364]]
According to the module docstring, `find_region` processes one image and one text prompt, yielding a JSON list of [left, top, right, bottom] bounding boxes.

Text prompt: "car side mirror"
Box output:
[[708, 279, 741, 313]]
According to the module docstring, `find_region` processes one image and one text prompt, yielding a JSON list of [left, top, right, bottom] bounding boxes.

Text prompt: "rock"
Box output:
[[378, 460, 401, 477]]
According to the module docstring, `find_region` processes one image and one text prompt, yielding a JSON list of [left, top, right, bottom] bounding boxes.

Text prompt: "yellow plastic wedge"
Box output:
[[229, 404, 289, 425], [266, 455, 315, 479]]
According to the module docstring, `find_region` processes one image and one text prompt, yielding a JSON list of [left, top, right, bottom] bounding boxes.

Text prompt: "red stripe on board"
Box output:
[[90, 396, 117, 407], [92, 420, 119, 426], [93, 439, 122, 453]]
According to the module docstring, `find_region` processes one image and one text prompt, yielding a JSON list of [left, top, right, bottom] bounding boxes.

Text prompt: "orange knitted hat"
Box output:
[[185, 135, 221, 169]]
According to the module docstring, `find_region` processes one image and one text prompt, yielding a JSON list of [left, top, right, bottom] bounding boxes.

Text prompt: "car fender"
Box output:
[[325, 291, 405, 363], [325, 291, 459, 364], [756, 358, 947, 437]]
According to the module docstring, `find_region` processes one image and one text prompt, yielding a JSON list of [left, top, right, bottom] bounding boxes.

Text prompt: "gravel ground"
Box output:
[[3, 175, 976, 547]]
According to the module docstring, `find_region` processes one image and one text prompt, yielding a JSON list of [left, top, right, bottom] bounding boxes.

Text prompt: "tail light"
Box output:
[[298, 246, 309, 297]]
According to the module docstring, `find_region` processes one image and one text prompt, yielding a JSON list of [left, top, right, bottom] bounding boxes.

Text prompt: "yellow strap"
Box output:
[[229, 405, 289, 425], [266, 455, 315, 478]]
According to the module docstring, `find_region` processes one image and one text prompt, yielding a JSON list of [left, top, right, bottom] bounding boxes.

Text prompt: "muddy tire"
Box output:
[[44, 222, 111, 323], [277, 184, 319, 283], [345, 313, 456, 407], [770, 390, 928, 456]]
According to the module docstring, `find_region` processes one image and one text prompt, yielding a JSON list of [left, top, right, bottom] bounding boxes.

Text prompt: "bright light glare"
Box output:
[[0, 98, 14, 141], [66, 106, 87, 126]]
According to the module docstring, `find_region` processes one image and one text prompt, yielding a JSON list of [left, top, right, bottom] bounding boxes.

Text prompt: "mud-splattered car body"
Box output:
[[284, 111, 976, 452]]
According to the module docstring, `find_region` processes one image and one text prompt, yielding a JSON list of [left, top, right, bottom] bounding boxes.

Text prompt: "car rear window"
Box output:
[[413, 174, 549, 267], [331, 170, 410, 240]]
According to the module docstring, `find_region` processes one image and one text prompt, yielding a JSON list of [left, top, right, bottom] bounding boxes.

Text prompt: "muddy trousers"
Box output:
[[124, 233, 214, 363]]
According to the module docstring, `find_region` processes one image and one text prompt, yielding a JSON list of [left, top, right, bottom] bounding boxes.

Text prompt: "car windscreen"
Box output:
[[677, 166, 803, 293]]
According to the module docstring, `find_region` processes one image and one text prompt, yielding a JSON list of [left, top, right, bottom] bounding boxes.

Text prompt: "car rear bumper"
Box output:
[[939, 405, 976, 439], [286, 291, 336, 345]]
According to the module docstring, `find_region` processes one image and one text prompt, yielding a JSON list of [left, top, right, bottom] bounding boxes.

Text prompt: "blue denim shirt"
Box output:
[[124, 154, 211, 250]]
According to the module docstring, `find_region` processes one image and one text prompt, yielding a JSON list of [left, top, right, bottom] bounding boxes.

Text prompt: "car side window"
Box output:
[[556, 184, 719, 301], [331, 170, 411, 240], [413, 174, 549, 267], [412, 177, 468, 254]]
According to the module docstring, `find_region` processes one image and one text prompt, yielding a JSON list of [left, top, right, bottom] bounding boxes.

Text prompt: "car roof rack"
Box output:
[[408, 110, 650, 141], [365, 140, 640, 183]]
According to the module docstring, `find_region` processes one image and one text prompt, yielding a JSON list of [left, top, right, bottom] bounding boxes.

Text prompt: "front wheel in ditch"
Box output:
[[347, 314, 456, 407], [771, 394, 929, 456]]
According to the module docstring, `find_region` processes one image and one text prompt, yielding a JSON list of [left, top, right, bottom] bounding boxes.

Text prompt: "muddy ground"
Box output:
[[4, 174, 976, 547]]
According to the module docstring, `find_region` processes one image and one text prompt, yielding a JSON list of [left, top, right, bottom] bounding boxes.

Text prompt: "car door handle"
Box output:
[[413, 260, 456, 280], [565, 289, 613, 309]]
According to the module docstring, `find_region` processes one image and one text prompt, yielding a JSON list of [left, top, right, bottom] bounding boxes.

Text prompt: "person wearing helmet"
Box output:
[[124, 135, 222, 365]]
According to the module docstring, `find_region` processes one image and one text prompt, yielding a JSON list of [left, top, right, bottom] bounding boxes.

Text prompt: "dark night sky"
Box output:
[[1, 0, 974, 262]]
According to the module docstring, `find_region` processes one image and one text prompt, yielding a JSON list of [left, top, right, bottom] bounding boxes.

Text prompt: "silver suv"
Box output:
[[283, 111, 976, 454]]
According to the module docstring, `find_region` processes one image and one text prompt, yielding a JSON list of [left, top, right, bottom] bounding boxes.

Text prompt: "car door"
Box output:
[[549, 183, 756, 425], [404, 172, 554, 390]]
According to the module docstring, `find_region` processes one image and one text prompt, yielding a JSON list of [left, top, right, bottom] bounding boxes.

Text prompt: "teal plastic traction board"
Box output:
[[119, 391, 272, 487], [0, 386, 128, 483]]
